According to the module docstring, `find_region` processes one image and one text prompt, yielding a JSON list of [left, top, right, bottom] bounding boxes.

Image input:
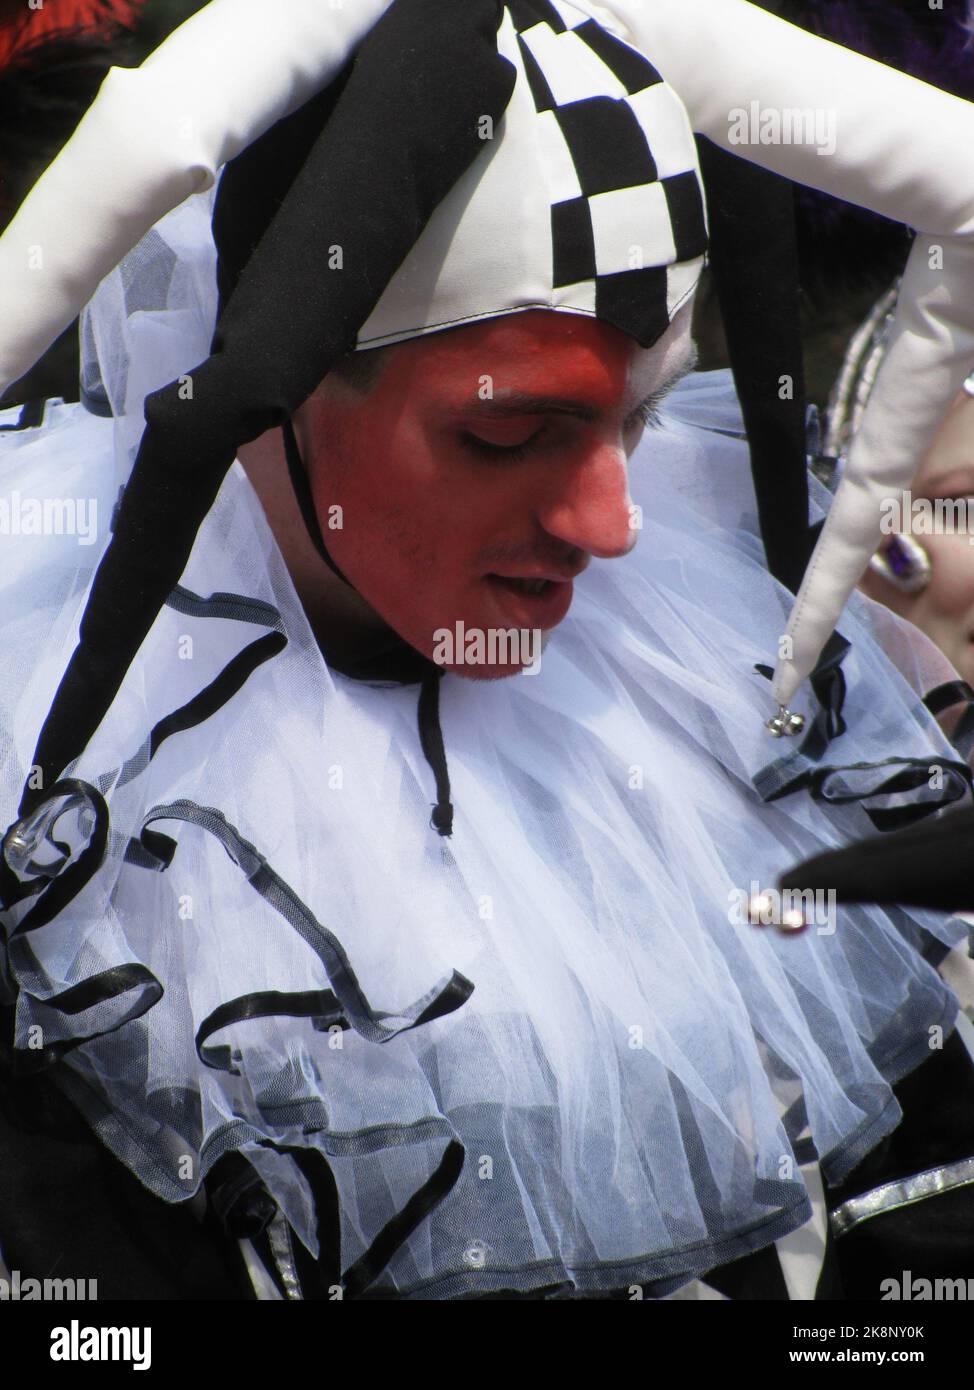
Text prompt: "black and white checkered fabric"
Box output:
[[511, 0, 708, 344], [357, 0, 708, 350]]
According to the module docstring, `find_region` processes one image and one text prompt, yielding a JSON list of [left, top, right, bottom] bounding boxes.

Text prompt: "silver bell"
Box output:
[[745, 890, 812, 935], [777, 907, 810, 935], [765, 705, 804, 738], [745, 891, 776, 926]]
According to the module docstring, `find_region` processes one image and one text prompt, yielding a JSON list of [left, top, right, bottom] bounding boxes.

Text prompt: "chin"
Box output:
[[426, 620, 551, 680], [447, 661, 535, 681]]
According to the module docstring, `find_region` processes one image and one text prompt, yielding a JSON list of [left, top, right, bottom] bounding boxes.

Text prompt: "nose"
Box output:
[[536, 439, 637, 560]]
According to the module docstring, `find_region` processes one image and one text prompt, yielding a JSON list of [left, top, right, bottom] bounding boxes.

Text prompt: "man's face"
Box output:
[[295, 307, 695, 676]]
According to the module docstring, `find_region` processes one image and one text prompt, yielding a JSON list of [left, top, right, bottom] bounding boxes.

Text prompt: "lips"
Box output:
[[503, 577, 550, 595], [485, 572, 575, 629]]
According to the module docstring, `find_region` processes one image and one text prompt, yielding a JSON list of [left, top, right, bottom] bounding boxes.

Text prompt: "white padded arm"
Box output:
[[611, 0, 974, 707], [0, 0, 393, 397]]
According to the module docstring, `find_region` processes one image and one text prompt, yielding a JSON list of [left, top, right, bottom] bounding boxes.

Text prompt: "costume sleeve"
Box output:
[[608, 0, 974, 708], [0, 0, 394, 398]]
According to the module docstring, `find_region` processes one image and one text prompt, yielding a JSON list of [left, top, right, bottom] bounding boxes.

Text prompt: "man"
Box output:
[[239, 306, 695, 678], [2, 0, 974, 1301]]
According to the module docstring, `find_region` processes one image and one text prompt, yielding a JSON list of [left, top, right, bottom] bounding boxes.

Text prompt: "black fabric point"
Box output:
[[595, 266, 670, 349], [554, 96, 657, 195], [508, 0, 568, 35], [551, 196, 597, 287], [516, 31, 556, 112], [21, 0, 518, 808], [574, 18, 663, 94], [663, 169, 709, 262]]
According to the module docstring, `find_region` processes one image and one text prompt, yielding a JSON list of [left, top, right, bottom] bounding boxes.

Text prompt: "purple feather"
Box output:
[[768, 2, 974, 302], [787, 0, 974, 99]]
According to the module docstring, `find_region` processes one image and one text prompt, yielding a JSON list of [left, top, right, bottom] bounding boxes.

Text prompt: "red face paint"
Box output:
[[300, 309, 685, 676], [0, 2, 143, 67]]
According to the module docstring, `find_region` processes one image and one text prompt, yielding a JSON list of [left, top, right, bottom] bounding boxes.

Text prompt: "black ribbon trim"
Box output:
[[753, 638, 974, 829], [2, 590, 289, 1080], [135, 798, 474, 1069], [165, 585, 285, 629], [124, 825, 178, 870], [41, 960, 160, 1017], [755, 630, 849, 765], [341, 1138, 466, 1300], [806, 757, 973, 832], [3, 962, 162, 1076], [195, 966, 474, 1075], [1, 559, 466, 1284], [0, 781, 161, 1075], [411, 972, 472, 1028], [196, 988, 348, 1075], [923, 679, 974, 718], [148, 631, 286, 762], [228, 1133, 466, 1299], [21, 584, 288, 815], [417, 667, 454, 837], [923, 680, 974, 763], [108, 586, 288, 794]]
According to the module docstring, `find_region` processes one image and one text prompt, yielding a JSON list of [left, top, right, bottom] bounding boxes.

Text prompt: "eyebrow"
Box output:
[[461, 343, 699, 425]]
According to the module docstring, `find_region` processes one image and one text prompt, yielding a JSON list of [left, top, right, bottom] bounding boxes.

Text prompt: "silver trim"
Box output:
[[830, 1156, 974, 1238], [239, 1238, 284, 1301], [267, 1211, 304, 1301]]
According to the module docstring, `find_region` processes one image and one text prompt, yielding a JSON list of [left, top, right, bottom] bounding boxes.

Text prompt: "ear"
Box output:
[[293, 380, 357, 473]]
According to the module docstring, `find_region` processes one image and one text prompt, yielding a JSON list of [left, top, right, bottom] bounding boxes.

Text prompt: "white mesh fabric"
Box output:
[[1, 181, 972, 1298]]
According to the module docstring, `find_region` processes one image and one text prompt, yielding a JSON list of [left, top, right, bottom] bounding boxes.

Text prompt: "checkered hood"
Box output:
[[357, 0, 708, 350]]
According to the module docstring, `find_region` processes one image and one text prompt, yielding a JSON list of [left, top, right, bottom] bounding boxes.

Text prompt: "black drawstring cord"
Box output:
[[417, 667, 454, 837], [281, 417, 352, 587], [282, 417, 455, 838]]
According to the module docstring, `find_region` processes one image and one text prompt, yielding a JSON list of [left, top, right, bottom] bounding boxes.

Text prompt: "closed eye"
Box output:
[[460, 429, 541, 464], [460, 391, 669, 464], [627, 398, 663, 432]]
